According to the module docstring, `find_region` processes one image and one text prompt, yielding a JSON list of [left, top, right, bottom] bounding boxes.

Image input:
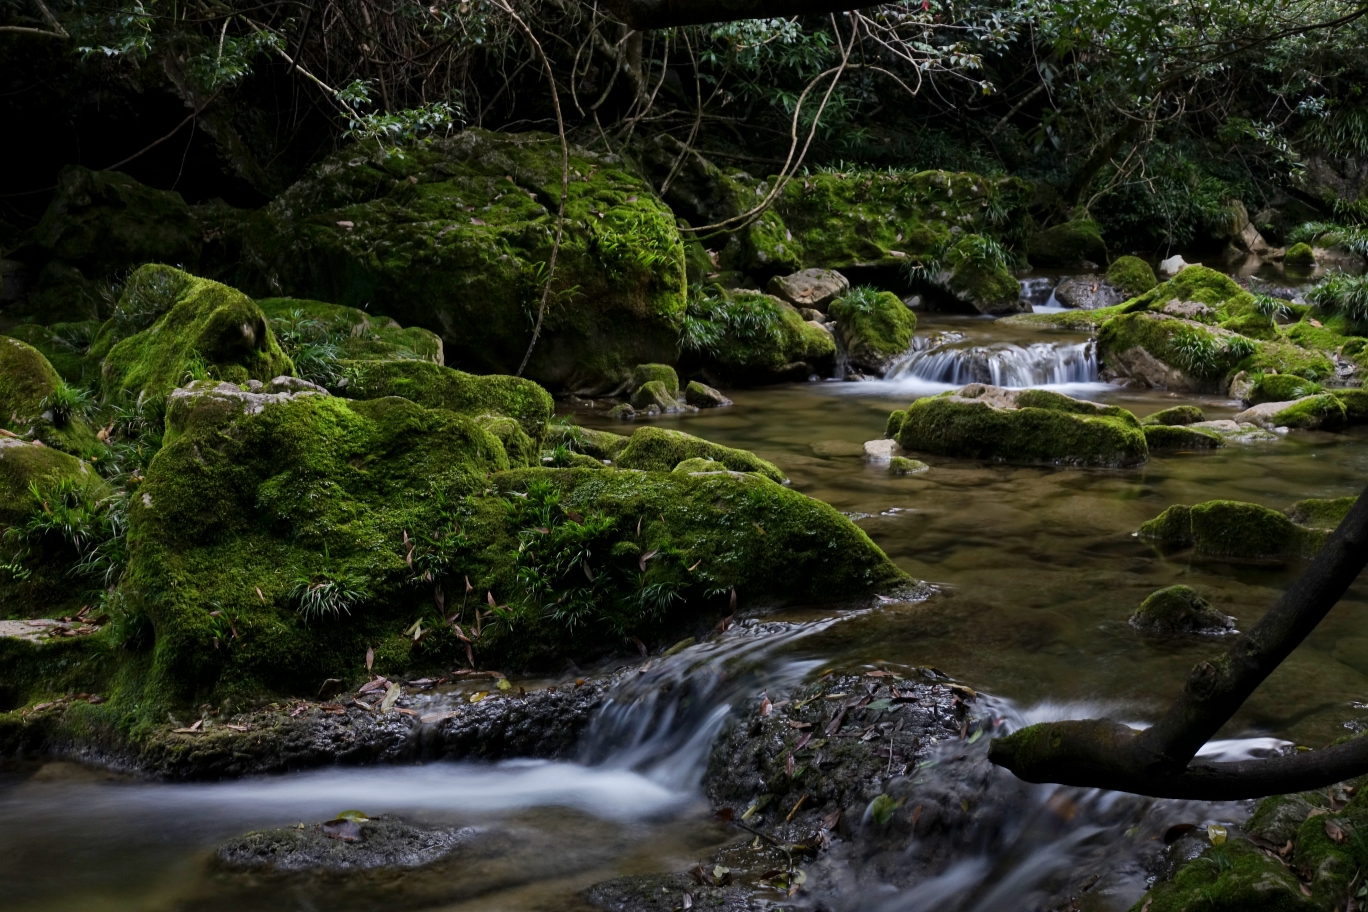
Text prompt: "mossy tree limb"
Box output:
[[990, 485, 1368, 799]]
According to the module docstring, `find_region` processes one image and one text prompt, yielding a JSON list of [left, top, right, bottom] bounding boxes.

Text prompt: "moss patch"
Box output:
[[1143, 405, 1205, 426], [1143, 424, 1222, 449], [1130, 585, 1233, 634], [1027, 219, 1106, 267], [1106, 256, 1157, 297], [829, 290, 916, 372], [1139, 500, 1324, 560], [1285, 242, 1316, 266], [614, 427, 785, 482]]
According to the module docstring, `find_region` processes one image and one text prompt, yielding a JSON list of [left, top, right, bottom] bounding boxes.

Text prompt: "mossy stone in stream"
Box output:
[[1129, 585, 1234, 635], [1131, 839, 1310, 911], [614, 426, 785, 482], [1219, 312, 1278, 340], [888, 456, 928, 475], [946, 240, 1023, 316], [1285, 496, 1357, 530], [1139, 500, 1324, 560], [1245, 372, 1323, 405], [888, 384, 1148, 467], [672, 457, 727, 474], [95, 265, 294, 403], [1026, 218, 1107, 267], [337, 358, 553, 447], [1285, 242, 1317, 267], [1142, 405, 1205, 426], [703, 292, 836, 383], [629, 363, 679, 397], [1331, 388, 1368, 423], [1142, 424, 1223, 450], [829, 289, 916, 374], [216, 815, 474, 872], [0, 335, 99, 456], [1105, 255, 1157, 297], [629, 379, 680, 412], [1269, 393, 1348, 431], [547, 424, 630, 462]]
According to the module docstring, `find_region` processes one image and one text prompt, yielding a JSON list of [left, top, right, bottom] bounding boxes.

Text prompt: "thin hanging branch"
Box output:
[[495, 0, 571, 379]]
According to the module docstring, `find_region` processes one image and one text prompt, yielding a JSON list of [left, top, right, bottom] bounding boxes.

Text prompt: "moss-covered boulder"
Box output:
[[258, 297, 444, 365], [1234, 393, 1348, 431], [1142, 405, 1205, 426], [94, 266, 293, 403], [888, 456, 928, 475], [886, 384, 1148, 467], [1105, 255, 1157, 297], [1239, 372, 1323, 405], [613, 427, 785, 482], [629, 363, 679, 397], [20, 165, 199, 323], [236, 129, 686, 392], [3, 322, 99, 385], [1285, 496, 1356, 530], [693, 292, 836, 383], [684, 380, 732, 409], [1131, 839, 1311, 911], [829, 289, 916, 376], [1142, 424, 1222, 449], [1331, 387, 1368, 423], [0, 335, 98, 455], [336, 359, 553, 448], [1285, 242, 1317, 267], [115, 383, 899, 712], [1139, 500, 1326, 560], [1129, 585, 1234, 635], [943, 240, 1025, 316], [630, 379, 682, 412], [1027, 219, 1107, 267]]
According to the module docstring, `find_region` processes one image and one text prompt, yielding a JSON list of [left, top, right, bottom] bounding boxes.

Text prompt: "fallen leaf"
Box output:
[[638, 549, 658, 571], [86, 694, 106, 704], [469, 690, 489, 703], [256, 587, 266, 604], [358, 677, 389, 695], [870, 794, 903, 825], [687, 558, 702, 571], [420, 710, 457, 724], [1327, 819, 1348, 844], [379, 682, 402, 713], [788, 720, 813, 730], [760, 696, 772, 716], [336, 220, 354, 229], [225, 723, 249, 732], [715, 807, 735, 822], [322, 818, 364, 842], [366, 647, 374, 672], [1301, 883, 1313, 896], [632, 635, 648, 656], [336, 809, 369, 821], [395, 707, 419, 717], [1207, 824, 1228, 845], [495, 677, 512, 691], [173, 719, 204, 734], [785, 752, 796, 777], [821, 808, 841, 830], [320, 703, 346, 715]]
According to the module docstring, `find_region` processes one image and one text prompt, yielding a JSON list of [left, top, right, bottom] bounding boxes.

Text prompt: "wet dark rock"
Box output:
[[684, 380, 732, 408], [767, 268, 850, 312], [217, 815, 476, 872], [1054, 274, 1124, 310], [585, 871, 757, 912]]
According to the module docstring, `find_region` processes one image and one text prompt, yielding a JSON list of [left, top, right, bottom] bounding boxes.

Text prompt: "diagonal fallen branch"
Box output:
[[989, 482, 1368, 800]]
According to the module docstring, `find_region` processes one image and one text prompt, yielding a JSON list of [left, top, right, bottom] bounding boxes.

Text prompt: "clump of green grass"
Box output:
[[1307, 273, 1368, 323]]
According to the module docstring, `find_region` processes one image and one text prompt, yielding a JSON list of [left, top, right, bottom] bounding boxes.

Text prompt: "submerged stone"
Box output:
[[217, 815, 475, 872], [1139, 500, 1324, 560], [683, 380, 732, 408], [1129, 585, 1235, 635], [887, 384, 1148, 467], [1142, 405, 1205, 426], [1054, 274, 1124, 310], [888, 456, 928, 475]]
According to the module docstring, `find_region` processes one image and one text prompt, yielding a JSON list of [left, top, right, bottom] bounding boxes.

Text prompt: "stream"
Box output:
[[6, 283, 1368, 911]]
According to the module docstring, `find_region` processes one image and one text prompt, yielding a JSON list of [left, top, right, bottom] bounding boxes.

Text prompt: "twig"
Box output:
[[102, 90, 222, 173]]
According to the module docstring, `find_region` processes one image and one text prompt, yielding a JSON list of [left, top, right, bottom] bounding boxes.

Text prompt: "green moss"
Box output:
[[1143, 424, 1222, 449], [672, 457, 727, 473], [1133, 840, 1310, 911], [1247, 373, 1323, 404], [1130, 584, 1232, 634], [476, 415, 538, 468], [630, 379, 679, 411], [630, 364, 680, 397], [1143, 405, 1205, 426], [768, 169, 1029, 271], [614, 427, 785, 482], [1243, 338, 1335, 381], [889, 387, 1148, 467], [1331, 388, 1368, 423], [98, 266, 294, 403], [1285, 496, 1356, 530], [1105, 256, 1157, 297], [947, 252, 1020, 314], [1026, 219, 1106, 267], [258, 297, 443, 364], [1271, 393, 1348, 431], [1000, 305, 1127, 330], [4, 323, 98, 385], [234, 129, 687, 391], [829, 290, 916, 367], [1097, 312, 1252, 386], [551, 425, 630, 462], [338, 359, 553, 447], [1219, 312, 1277, 340], [1140, 499, 1324, 560], [704, 292, 836, 382], [0, 335, 100, 455], [32, 165, 199, 281], [888, 456, 928, 475], [1285, 242, 1316, 266]]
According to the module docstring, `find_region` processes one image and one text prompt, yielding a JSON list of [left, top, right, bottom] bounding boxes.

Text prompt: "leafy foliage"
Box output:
[[4, 477, 128, 589], [680, 288, 784, 355], [1307, 273, 1368, 324]]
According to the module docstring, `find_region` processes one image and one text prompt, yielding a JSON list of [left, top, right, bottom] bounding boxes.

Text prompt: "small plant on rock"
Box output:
[[291, 573, 365, 622], [1307, 273, 1368, 324], [39, 381, 94, 426]]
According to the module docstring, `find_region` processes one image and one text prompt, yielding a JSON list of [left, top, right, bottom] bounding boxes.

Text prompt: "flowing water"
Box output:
[[7, 289, 1368, 911]]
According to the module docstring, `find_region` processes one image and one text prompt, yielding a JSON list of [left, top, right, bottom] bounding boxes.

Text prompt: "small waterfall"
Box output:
[[884, 339, 1099, 389], [1018, 277, 1056, 310]]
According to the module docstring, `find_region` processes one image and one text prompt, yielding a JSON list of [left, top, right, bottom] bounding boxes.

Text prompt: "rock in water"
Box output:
[[829, 289, 917, 376], [1142, 424, 1223, 449], [1138, 499, 1327, 560], [1234, 394, 1348, 431], [886, 383, 1148, 467], [683, 380, 732, 408], [1026, 218, 1107, 268], [1105, 255, 1157, 297], [1053, 275, 1124, 310], [216, 816, 475, 872], [766, 268, 850, 311], [1142, 405, 1205, 426], [1158, 254, 1190, 277], [1130, 585, 1235, 635]]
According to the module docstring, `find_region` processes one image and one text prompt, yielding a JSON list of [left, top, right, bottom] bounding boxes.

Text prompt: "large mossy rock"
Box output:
[[336, 359, 553, 447], [1131, 837, 1311, 911], [829, 290, 916, 375], [1105, 255, 1157, 297], [942, 235, 1025, 315], [120, 383, 900, 711], [1026, 218, 1107, 267], [1138, 500, 1326, 560], [1234, 393, 1349, 431], [1129, 585, 1234, 635], [94, 265, 293, 402], [4, 322, 99, 385], [886, 384, 1148, 467], [238, 129, 686, 392], [20, 165, 200, 323]]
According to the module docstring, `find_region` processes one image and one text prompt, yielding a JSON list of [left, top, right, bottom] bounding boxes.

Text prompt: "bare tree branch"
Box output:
[[595, 0, 874, 30]]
